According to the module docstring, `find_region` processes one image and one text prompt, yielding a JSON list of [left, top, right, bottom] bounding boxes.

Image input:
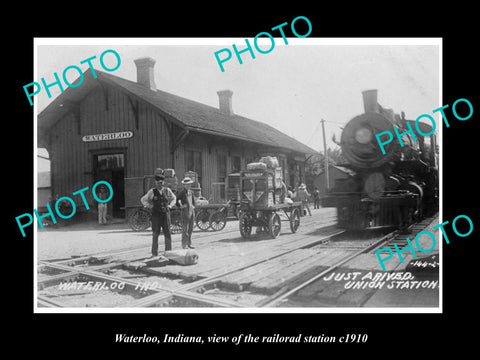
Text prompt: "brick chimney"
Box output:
[[217, 89, 234, 116], [134, 57, 157, 91]]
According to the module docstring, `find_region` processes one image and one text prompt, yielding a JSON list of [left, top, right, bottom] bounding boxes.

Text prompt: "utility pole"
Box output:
[[321, 119, 329, 191]]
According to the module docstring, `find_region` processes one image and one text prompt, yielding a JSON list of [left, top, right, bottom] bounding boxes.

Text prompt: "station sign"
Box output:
[[82, 131, 133, 142]]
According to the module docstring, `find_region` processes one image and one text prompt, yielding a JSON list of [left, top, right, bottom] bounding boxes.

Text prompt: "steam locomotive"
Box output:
[[322, 90, 439, 230]]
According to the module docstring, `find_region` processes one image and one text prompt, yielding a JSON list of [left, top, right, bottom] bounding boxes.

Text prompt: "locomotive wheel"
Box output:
[[289, 207, 300, 233], [268, 213, 282, 239], [209, 211, 227, 231], [128, 208, 151, 231], [196, 209, 211, 231], [239, 211, 253, 239]]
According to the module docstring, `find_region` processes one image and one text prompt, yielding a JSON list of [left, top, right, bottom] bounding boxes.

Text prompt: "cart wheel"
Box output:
[[128, 208, 151, 231], [239, 211, 253, 239], [170, 219, 183, 234], [196, 209, 211, 231], [268, 213, 282, 239], [209, 211, 227, 231], [168, 209, 182, 234], [289, 207, 301, 233]]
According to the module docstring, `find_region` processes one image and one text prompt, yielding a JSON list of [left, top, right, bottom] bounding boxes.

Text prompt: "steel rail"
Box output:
[[125, 228, 345, 307], [258, 213, 439, 307], [37, 223, 342, 308], [37, 262, 243, 308]]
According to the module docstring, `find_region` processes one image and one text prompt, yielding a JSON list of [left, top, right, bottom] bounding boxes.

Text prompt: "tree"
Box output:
[[305, 146, 346, 177]]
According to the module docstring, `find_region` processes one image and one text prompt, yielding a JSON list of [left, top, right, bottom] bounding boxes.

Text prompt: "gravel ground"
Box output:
[[37, 208, 338, 261], [37, 220, 155, 260]]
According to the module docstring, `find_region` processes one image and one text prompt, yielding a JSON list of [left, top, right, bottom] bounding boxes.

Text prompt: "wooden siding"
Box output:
[[47, 82, 308, 212], [49, 84, 172, 208], [173, 132, 301, 201]]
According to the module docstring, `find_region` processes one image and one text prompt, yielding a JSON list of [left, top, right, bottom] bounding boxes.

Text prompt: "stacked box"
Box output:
[[164, 176, 178, 192], [164, 168, 175, 178], [274, 167, 282, 189]]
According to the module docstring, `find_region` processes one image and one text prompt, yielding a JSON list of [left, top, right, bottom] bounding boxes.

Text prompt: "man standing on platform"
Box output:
[[177, 177, 196, 249], [141, 168, 177, 256], [297, 183, 312, 216], [313, 187, 321, 209], [96, 184, 109, 224]]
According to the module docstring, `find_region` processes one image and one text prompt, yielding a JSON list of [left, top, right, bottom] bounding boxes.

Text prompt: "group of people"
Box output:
[[98, 167, 323, 257], [140, 173, 323, 256], [140, 168, 197, 257], [286, 184, 321, 216]]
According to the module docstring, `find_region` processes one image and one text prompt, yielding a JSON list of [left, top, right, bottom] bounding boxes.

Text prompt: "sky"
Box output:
[[35, 38, 441, 172]]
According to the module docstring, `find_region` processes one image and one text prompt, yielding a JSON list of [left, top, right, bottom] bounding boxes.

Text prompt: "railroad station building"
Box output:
[[38, 57, 316, 219]]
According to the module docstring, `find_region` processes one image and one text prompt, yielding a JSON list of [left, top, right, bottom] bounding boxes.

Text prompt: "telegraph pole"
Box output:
[[321, 119, 329, 190]]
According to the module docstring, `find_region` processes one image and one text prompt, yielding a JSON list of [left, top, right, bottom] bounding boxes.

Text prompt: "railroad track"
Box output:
[[37, 221, 341, 308], [257, 213, 439, 307], [37, 213, 437, 309]]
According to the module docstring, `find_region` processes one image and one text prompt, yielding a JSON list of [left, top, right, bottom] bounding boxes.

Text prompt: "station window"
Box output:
[[216, 153, 227, 200], [96, 153, 124, 170], [217, 153, 227, 182], [232, 155, 241, 173]]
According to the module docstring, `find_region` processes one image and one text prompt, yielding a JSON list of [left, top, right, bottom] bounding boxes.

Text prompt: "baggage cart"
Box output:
[[238, 168, 301, 239]]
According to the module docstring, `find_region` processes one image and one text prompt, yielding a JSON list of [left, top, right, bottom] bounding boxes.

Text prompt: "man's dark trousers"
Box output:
[[151, 211, 172, 256]]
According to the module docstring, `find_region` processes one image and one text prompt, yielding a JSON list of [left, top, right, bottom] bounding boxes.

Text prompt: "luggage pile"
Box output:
[[163, 168, 178, 192], [246, 156, 280, 171], [243, 156, 284, 207]]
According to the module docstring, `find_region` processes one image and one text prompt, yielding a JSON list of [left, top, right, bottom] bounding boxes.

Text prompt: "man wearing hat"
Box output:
[[141, 168, 177, 256], [176, 176, 196, 249], [96, 184, 109, 224]]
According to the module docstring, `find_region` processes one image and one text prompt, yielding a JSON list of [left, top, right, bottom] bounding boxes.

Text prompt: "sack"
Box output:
[[259, 156, 279, 169], [164, 168, 175, 178], [246, 162, 267, 171], [164, 249, 198, 266], [196, 196, 209, 206]]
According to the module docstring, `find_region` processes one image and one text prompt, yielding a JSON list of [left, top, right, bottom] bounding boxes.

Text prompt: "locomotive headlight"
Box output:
[[355, 127, 373, 144]]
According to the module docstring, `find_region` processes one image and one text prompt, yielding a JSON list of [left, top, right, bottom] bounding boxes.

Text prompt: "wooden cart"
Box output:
[[127, 206, 184, 233], [237, 168, 301, 239], [194, 202, 230, 232], [238, 202, 302, 239]]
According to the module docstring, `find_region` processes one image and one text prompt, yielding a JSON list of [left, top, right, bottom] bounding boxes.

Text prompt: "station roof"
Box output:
[[38, 69, 317, 156]]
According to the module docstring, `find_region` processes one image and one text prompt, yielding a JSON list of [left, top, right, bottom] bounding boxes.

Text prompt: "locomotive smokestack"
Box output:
[[362, 89, 379, 113]]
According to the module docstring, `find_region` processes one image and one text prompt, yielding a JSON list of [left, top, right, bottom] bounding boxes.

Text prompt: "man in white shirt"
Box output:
[[141, 169, 176, 256]]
